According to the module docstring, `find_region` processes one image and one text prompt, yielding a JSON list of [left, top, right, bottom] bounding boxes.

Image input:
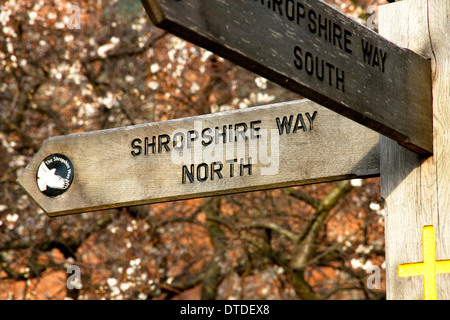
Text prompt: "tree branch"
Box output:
[[285, 188, 320, 209], [239, 221, 299, 243]]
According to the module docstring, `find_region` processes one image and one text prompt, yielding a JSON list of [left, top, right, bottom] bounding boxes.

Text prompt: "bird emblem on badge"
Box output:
[[36, 154, 74, 197]]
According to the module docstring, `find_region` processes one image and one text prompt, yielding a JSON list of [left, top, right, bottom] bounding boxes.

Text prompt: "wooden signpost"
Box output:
[[17, 100, 379, 216], [17, 0, 448, 300], [141, 0, 432, 155]]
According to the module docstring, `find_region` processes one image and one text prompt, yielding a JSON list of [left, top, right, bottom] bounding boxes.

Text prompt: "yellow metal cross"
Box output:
[[398, 225, 450, 300]]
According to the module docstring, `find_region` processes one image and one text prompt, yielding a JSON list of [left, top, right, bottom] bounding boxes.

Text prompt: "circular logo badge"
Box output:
[[36, 154, 74, 197]]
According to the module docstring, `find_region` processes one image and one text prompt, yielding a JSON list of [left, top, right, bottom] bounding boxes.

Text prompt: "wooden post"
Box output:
[[379, 0, 450, 299]]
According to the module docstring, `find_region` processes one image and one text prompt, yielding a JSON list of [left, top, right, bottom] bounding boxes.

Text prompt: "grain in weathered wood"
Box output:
[[141, 0, 432, 154], [380, 0, 450, 299], [17, 100, 380, 216]]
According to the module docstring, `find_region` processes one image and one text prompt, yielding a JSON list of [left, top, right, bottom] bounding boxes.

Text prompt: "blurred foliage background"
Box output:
[[0, 0, 388, 300]]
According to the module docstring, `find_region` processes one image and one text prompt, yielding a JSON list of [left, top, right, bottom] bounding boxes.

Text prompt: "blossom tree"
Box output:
[[0, 0, 387, 299]]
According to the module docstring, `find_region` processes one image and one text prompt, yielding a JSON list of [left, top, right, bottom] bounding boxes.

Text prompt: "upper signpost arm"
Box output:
[[141, 0, 433, 155]]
